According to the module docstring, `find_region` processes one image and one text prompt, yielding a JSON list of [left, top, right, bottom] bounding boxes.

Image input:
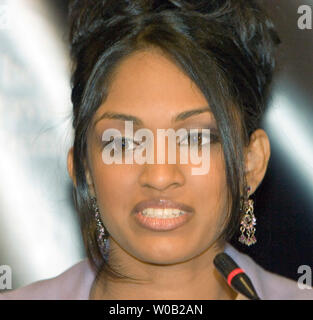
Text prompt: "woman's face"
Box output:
[[85, 49, 229, 265]]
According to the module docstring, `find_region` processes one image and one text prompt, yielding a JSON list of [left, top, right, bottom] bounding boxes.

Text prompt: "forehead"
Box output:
[[96, 49, 211, 126]]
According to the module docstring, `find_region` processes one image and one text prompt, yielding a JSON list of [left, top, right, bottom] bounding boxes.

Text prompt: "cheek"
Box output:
[[92, 164, 137, 209], [189, 148, 227, 217]]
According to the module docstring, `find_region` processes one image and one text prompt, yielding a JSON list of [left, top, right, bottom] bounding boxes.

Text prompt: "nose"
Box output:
[[138, 162, 185, 192]]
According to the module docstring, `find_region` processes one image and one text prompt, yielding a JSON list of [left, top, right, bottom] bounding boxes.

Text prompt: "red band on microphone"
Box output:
[[227, 268, 244, 286]]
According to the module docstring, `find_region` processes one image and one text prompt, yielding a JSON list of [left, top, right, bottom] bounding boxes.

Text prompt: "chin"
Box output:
[[134, 243, 194, 265], [142, 255, 191, 266]]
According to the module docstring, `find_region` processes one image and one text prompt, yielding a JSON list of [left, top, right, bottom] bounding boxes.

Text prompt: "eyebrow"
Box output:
[[93, 107, 211, 127], [94, 112, 144, 127], [173, 107, 211, 122]]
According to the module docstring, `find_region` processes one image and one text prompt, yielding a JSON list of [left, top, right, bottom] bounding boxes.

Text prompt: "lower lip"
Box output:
[[133, 210, 192, 231]]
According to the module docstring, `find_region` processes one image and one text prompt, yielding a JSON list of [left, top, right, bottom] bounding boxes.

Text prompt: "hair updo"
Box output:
[[68, 0, 281, 278]]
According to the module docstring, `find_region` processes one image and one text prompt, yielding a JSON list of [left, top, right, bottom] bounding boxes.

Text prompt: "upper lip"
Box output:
[[131, 199, 195, 215]]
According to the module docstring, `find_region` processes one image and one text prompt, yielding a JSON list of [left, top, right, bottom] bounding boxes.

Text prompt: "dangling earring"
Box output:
[[238, 186, 257, 246], [91, 197, 109, 258]]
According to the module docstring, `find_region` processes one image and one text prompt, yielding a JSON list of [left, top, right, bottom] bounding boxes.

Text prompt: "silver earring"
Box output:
[[91, 197, 109, 258], [238, 186, 257, 246]]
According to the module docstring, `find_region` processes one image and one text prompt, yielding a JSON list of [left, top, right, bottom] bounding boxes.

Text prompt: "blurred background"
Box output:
[[0, 0, 312, 290]]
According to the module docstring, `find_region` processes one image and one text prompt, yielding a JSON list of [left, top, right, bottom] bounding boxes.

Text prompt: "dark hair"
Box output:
[[68, 0, 280, 279]]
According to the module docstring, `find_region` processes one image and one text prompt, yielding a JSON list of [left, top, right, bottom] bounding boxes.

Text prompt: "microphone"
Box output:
[[213, 252, 261, 300]]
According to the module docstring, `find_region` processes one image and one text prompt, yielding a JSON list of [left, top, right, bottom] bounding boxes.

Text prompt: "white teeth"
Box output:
[[141, 208, 185, 218], [154, 209, 163, 217]]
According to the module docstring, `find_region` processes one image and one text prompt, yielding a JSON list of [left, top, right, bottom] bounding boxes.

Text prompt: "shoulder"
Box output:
[[0, 258, 96, 300], [224, 243, 313, 300]]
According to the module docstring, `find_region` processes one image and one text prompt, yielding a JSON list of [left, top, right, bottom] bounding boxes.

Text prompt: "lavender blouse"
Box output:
[[1, 244, 312, 300]]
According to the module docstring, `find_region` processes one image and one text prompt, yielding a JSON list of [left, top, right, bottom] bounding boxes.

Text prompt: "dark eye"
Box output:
[[102, 136, 137, 152], [115, 137, 138, 152], [178, 131, 218, 146]]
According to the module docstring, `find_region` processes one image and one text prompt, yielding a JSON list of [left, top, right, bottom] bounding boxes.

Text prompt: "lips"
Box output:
[[131, 199, 194, 215], [131, 199, 194, 232]]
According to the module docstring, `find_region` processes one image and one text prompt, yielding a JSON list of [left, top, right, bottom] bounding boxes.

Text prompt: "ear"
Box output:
[[67, 147, 96, 196], [244, 129, 271, 194], [84, 161, 96, 197], [67, 147, 76, 187]]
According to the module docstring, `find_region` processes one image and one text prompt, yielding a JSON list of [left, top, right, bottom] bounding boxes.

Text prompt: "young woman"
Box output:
[[1, 0, 312, 300]]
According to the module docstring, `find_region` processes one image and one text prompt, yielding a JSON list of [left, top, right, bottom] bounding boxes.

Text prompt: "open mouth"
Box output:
[[132, 199, 194, 231], [141, 208, 186, 218]]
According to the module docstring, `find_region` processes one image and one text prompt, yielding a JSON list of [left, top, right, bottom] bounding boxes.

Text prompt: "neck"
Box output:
[[90, 241, 237, 300]]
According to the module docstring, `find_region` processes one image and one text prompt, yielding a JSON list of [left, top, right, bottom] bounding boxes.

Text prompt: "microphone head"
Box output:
[[213, 252, 260, 300], [213, 252, 239, 279]]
